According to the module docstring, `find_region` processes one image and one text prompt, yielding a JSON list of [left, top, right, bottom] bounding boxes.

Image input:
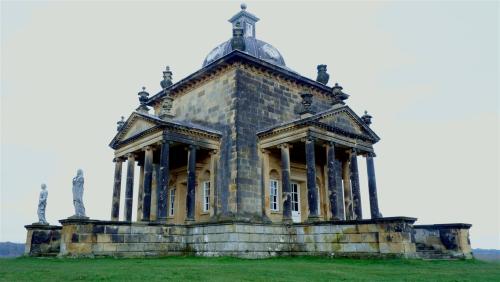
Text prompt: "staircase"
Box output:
[[415, 243, 457, 260]]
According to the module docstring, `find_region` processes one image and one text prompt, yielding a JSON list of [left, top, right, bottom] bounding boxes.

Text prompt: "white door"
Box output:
[[291, 182, 301, 223]]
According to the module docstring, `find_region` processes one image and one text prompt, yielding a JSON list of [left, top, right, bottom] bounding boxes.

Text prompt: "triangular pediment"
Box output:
[[121, 118, 156, 140], [109, 112, 162, 148], [312, 106, 380, 142]]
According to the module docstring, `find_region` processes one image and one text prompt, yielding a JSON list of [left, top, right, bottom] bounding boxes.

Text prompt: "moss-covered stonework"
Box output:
[[24, 224, 62, 256], [52, 217, 426, 259], [413, 224, 473, 259]]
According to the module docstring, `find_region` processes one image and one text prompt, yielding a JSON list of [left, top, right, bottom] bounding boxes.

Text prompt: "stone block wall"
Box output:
[[413, 224, 473, 259], [55, 217, 419, 258], [24, 224, 62, 256], [234, 65, 332, 217]]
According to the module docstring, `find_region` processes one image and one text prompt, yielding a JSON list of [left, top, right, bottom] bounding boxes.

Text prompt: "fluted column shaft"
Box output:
[[142, 146, 153, 221], [111, 157, 123, 221], [366, 153, 381, 218], [186, 145, 197, 221], [306, 137, 319, 219], [157, 141, 170, 221], [280, 144, 292, 222], [327, 142, 344, 220], [350, 150, 362, 220], [124, 154, 135, 222]]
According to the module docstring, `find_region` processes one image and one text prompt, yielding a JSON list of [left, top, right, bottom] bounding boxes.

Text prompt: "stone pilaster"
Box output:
[[157, 140, 170, 221], [342, 154, 354, 220], [124, 153, 135, 222], [305, 136, 319, 220], [111, 157, 123, 221], [327, 142, 344, 220], [366, 152, 382, 218], [350, 149, 362, 220], [186, 145, 197, 222], [280, 144, 292, 222], [142, 146, 154, 221]]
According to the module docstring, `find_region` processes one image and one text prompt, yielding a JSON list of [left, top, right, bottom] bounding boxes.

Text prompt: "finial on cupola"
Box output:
[[316, 64, 330, 85], [299, 92, 315, 118], [361, 110, 373, 126], [231, 21, 246, 51], [136, 86, 150, 113], [116, 116, 125, 131], [160, 66, 173, 90], [331, 83, 349, 105]]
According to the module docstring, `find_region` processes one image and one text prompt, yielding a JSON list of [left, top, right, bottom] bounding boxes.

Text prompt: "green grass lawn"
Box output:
[[1, 256, 499, 281]]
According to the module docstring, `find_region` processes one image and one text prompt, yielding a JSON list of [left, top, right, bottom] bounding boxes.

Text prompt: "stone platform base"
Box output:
[[24, 224, 62, 256], [24, 217, 472, 259]]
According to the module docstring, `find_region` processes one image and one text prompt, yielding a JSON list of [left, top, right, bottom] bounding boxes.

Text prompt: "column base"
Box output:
[[282, 217, 293, 224], [184, 218, 195, 224]]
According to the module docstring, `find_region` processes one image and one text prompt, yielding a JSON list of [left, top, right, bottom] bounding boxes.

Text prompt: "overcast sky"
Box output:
[[1, 1, 498, 249]]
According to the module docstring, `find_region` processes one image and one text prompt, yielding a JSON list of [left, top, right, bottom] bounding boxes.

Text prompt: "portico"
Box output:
[[109, 112, 221, 224], [258, 104, 382, 223]]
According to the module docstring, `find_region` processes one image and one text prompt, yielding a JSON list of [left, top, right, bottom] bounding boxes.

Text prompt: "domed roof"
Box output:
[[202, 37, 286, 68], [202, 4, 287, 69]]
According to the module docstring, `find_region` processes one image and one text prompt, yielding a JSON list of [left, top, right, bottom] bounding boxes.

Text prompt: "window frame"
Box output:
[[270, 179, 279, 212], [202, 181, 210, 213], [169, 188, 176, 216]]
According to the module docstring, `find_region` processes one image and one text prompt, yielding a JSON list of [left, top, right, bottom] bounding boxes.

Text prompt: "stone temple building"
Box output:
[[25, 5, 472, 259]]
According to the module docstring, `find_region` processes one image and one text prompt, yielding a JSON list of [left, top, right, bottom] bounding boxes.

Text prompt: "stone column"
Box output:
[[261, 149, 270, 218], [305, 137, 319, 220], [124, 153, 135, 222], [280, 144, 292, 222], [350, 149, 362, 220], [157, 140, 170, 221], [209, 150, 218, 217], [366, 152, 382, 218], [142, 146, 153, 221], [186, 145, 197, 222], [327, 142, 344, 220], [136, 163, 145, 221], [150, 163, 159, 221], [111, 157, 123, 221], [342, 155, 354, 220]]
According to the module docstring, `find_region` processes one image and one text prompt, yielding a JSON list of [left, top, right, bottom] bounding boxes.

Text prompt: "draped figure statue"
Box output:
[[72, 169, 86, 217], [37, 183, 48, 224]]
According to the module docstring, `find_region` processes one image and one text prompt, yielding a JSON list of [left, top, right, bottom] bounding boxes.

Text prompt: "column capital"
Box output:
[[366, 152, 377, 158], [277, 143, 292, 149], [143, 145, 155, 152], [209, 149, 218, 155], [125, 153, 136, 159], [260, 148, 271, 154], [349, 148, 359, 155], [113, 157, 125, 163], [304, 135, 316, 143], [158, 140, 173, 146]]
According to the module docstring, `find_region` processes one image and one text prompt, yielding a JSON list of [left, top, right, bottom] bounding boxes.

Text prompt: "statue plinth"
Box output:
[[67, 215, 89, 220]]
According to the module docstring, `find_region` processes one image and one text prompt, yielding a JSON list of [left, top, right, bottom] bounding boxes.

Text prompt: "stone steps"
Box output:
[[416, 250, 457, 260]]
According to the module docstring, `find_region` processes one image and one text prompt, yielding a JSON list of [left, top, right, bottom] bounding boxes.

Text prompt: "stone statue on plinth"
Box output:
[[71, 169, 87, 218], [37, 183, 48, 225]]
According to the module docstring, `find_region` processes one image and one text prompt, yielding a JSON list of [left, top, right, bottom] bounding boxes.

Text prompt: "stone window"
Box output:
[[270, 179, 279, 211], [203, 181, 210, 212], [169, 188, 176, 216]]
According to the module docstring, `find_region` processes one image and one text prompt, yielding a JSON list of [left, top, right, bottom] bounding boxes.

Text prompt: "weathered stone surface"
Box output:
[[71, 169, 87, 218], [45, 218, 463, 258]]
